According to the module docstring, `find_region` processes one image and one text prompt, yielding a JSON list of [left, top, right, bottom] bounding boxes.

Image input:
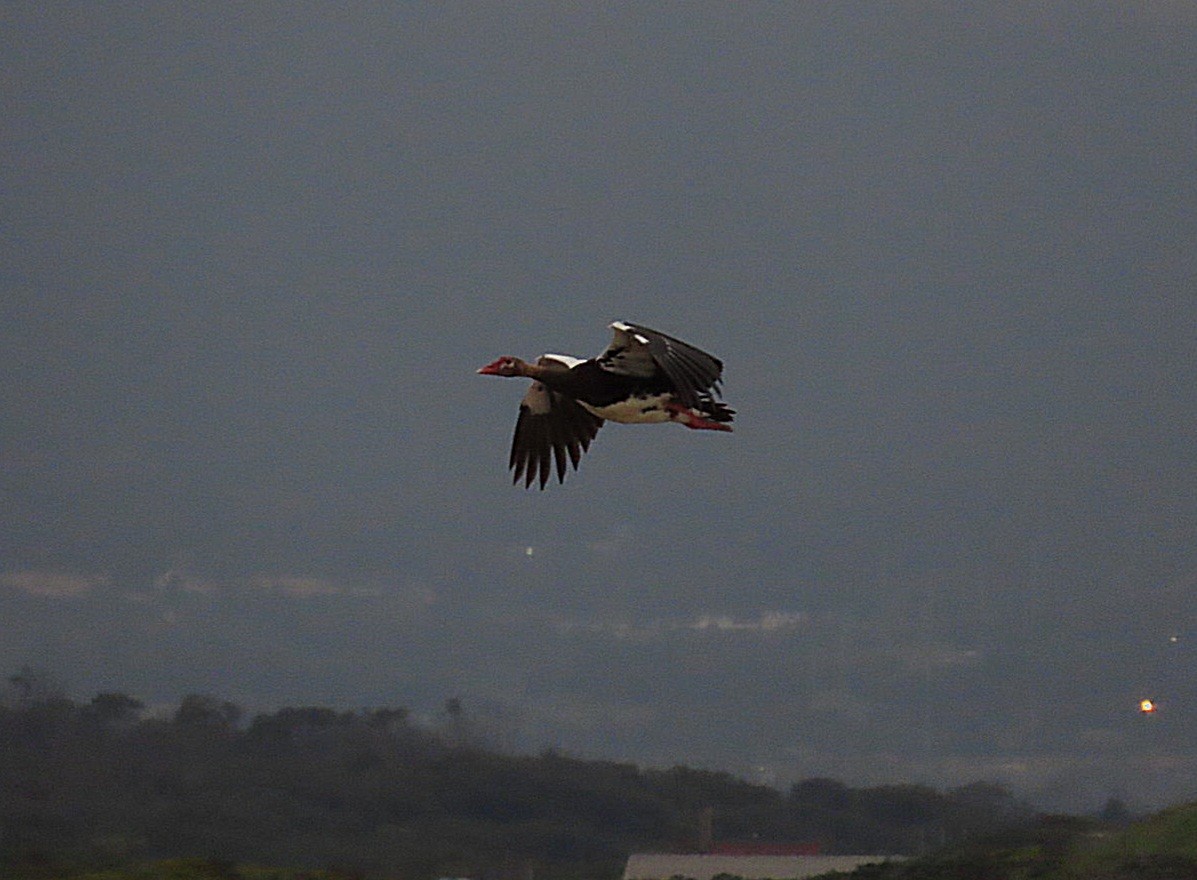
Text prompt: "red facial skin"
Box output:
[[476, 357, 523, 376]]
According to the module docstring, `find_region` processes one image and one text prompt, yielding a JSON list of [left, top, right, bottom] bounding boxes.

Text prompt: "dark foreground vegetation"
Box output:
[[823, 801, 1197, 879], [2, 678, 1038, 879]]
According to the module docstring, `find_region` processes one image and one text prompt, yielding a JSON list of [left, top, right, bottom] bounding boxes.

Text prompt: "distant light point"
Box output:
[[524, 546, 535, 557], [1139, 698, 1157, 715], [1169, 635, 1179, 644]]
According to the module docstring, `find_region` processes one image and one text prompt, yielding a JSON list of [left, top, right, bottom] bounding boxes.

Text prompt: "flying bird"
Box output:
[[478, 321, 734, 489]]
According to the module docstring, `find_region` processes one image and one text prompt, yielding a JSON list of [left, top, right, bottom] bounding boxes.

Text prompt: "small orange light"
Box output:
[[1139, 699, 1157, 714]]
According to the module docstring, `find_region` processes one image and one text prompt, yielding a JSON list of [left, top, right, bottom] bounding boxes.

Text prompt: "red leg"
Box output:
[[665, 402, 734, 432]]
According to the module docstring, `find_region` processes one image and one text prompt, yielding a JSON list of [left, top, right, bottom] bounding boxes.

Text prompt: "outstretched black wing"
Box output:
[[509, 363, 604, 489], [596, 321, 724, 409]]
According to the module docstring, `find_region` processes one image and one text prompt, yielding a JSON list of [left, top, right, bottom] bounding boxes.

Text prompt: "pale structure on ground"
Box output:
[[623, 853, 898, 880]]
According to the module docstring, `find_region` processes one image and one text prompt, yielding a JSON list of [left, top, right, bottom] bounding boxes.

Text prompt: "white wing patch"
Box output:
[[542, 353, 585, 369], [597, 323, 656, 377], [521, 381, 553, 415], [611, 321, 650, 346]]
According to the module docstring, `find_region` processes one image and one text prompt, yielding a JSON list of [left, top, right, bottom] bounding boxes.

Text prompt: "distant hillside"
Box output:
[[1, 685, 1035, 879], [826, 802, 1197, 879]]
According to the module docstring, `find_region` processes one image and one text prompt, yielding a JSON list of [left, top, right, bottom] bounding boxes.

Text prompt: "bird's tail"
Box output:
[[697, 393, 735, 424]]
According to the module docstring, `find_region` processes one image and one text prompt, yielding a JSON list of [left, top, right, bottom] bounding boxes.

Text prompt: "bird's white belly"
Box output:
[[581, 394, 674, 424]]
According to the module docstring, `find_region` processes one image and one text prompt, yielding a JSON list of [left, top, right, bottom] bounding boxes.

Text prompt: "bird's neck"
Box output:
[[521, 359, 575, 392]]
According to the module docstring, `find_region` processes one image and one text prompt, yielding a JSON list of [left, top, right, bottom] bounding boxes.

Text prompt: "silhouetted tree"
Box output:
[[364, 706, 409, 732], [791, 776, 852, 810], [174, 694, 243, 731], [89, 692, 145, 728], [5, 665, 66, 706], [1100, 796, 1132, 825]]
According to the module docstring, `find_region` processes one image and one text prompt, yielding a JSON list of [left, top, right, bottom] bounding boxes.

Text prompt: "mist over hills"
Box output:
[[2, 678, 1035, 878]]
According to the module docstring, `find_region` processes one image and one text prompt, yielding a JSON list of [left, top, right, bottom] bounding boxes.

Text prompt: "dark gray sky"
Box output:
[[3, 4, 1196, 811]]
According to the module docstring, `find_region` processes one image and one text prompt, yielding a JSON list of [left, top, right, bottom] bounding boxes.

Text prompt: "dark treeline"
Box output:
[[1, 679, 1035, 879]]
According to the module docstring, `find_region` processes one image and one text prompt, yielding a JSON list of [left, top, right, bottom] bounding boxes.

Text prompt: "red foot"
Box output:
[[665, 402, 734, 432]]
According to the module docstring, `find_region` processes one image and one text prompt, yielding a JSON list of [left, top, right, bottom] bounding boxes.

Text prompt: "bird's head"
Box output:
[[477, 356, 525, 377]]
